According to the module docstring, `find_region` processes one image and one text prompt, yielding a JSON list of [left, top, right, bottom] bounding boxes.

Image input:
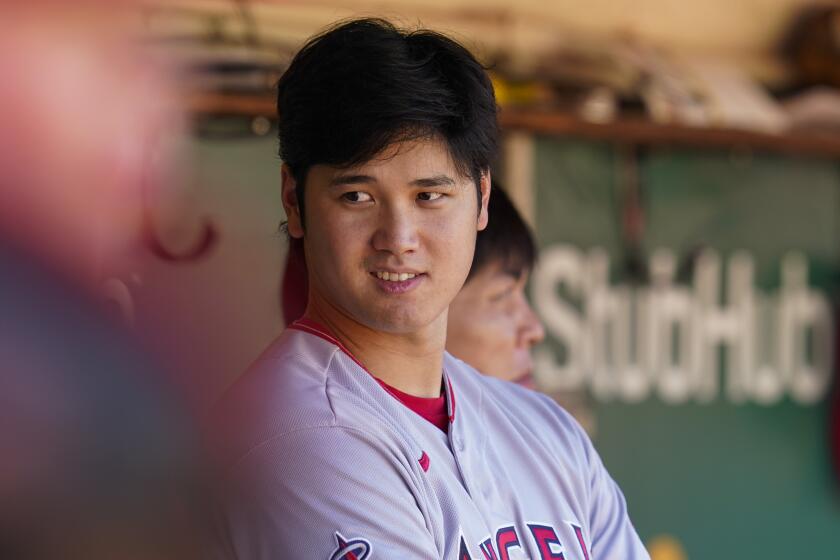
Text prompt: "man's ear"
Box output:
[[477, 171, 491, 231], [281, 164, 304, 239]]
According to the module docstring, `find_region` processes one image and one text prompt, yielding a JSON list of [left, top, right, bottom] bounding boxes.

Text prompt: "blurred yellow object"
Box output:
[[490, 73, 552, 108], [647, 534, 688, 560]]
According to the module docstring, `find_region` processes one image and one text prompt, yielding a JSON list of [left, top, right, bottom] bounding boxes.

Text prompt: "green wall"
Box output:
[[533, 138, 840, 558]]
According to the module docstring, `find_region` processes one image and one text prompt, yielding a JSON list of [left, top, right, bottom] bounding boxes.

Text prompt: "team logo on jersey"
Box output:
[[460, 521, 590, 560], [330, 531, 372, 560]]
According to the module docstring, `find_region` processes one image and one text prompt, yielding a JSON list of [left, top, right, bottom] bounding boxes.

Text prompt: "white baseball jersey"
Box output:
[[212, 320, 649, 560]]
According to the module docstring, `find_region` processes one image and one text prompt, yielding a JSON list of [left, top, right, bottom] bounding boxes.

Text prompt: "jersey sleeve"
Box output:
[[565, 411, 650, 560], [213, 425, 440, 560]]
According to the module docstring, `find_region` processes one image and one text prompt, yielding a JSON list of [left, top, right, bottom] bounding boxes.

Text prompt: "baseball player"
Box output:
[[283, 185, 544, 389], [213, 18, 649, 560]]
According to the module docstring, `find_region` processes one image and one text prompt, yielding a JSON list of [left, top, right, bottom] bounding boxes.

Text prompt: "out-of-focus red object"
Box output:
[[282, 237, 309, 326], [0, 1, 185, 286]]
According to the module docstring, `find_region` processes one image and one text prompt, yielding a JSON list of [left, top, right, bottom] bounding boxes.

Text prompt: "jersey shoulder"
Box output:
[[210, 328, 345, 463], [444, 351, 577, 418], [212, 328, 424, 467], [444, 352, 592, 458]]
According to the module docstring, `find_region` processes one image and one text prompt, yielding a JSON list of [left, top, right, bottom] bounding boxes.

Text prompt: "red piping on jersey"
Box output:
[[288, 319, 369, 372], [446, 375, 456, 424], [289, 318, 415, 404]]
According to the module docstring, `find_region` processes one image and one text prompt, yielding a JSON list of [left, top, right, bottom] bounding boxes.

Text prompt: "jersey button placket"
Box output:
[[450, 428, 478, 500], [445, 373, 476, 499]]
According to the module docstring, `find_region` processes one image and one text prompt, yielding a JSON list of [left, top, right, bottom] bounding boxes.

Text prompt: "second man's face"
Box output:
[[285, 138, 489, 336], [446, 263, 545, 386]]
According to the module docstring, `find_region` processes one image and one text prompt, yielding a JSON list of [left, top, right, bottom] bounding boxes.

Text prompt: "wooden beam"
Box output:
[[186, 93, 840, 158], [499, 109, 840, 158]]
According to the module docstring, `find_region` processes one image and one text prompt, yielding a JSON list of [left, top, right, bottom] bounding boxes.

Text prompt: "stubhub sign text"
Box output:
[[532, 245, 834, 405]]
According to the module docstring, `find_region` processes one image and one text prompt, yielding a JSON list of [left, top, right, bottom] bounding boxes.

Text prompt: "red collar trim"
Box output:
[[445, 375, 456, 424], [375, 378, 448, 433], [288, 318, 370, 372], [287, 317, 456, 424]]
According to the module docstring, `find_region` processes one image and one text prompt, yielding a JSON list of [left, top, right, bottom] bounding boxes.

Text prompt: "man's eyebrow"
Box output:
[[328, 174, 456, 188], [329, 174, 376, 187], [411, 175, 456, 188]]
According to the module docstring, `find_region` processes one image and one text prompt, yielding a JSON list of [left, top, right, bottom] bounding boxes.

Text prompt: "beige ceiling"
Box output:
[[147, 0, 835, 78], [156, 0, 832, 49]]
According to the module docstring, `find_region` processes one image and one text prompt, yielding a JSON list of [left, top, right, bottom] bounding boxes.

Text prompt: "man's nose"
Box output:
[[370, 202, 419, 256], [519, 299, 545, 348]]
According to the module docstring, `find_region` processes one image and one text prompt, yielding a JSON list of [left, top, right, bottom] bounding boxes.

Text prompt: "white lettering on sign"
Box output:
[[532, 245, 834, 405]]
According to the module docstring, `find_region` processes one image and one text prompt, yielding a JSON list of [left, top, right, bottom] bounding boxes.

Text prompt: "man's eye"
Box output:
[[418, 192, 444, 202], [489, 288, 513, 303], [489, 284, 521, 303], [342, 191, 372, 203]]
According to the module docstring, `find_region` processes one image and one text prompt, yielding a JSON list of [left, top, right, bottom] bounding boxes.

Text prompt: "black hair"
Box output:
[[467, 183, 536, 281], [276, 18, 499, 226]]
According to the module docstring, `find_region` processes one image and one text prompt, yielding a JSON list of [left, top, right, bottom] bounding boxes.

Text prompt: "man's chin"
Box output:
[[356, 308, 437, 336]]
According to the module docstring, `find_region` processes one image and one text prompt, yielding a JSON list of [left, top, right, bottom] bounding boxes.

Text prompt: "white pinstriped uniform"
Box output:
[[212, 321, 649, 560]]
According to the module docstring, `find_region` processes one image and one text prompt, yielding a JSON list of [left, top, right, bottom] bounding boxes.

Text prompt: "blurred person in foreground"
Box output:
[[0, 4, 206, 559], [283, 184, 545, 387], [0, 1, 183, 289], [215, 18, 647, 559], [0, 252, 206, 560]]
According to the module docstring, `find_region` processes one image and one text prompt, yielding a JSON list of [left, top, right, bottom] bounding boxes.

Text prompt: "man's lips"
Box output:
[[512, 370, 536, 388], [372, 269, 423, 282], [370, 271, 426, 294]]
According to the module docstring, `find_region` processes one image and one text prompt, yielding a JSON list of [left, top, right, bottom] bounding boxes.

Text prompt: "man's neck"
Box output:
[[303, 303, 446, 398]]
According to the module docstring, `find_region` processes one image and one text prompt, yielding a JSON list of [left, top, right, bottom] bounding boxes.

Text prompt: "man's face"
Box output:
[[283, 138, 489, 335], [446, 262, 545, 386]]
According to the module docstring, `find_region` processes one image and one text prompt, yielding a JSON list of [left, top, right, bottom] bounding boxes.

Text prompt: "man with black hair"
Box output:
[[214, 18, 648, 559], [282, 185, 545, 387], [446, 184, 545, 388], [282, 186, 545, 387]]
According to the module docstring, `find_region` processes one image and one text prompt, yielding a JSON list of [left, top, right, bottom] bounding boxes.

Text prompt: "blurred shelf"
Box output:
[[500, 108, 840, 158], [188, 92, 276, 117], [188, 94, 840, 158]]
